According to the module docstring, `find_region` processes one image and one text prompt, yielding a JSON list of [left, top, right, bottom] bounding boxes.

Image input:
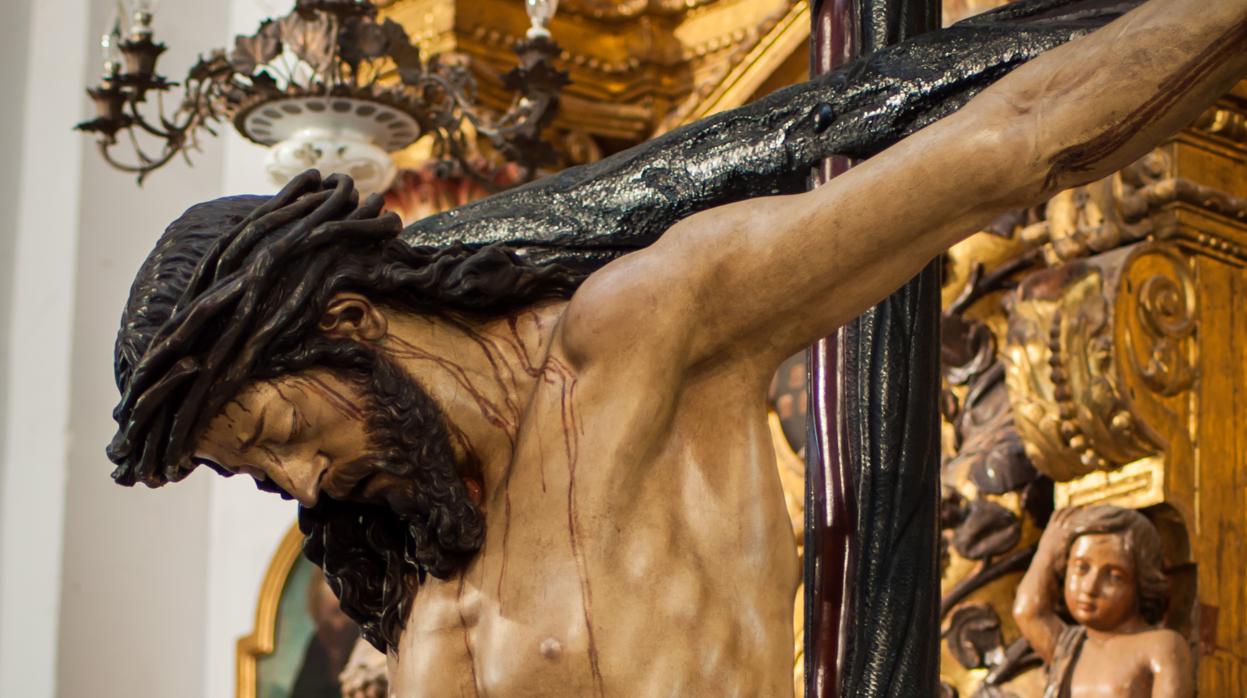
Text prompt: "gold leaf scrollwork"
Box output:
[[1122, 245, 1198, 398], [1003, 248, 1159, 482]]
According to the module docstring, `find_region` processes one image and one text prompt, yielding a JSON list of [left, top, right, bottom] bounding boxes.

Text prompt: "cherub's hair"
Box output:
[[1054, 505, 1169, 625], [108, 170, 581, 650]]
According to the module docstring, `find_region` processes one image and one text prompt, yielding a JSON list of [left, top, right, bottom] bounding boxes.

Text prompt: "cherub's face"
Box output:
[[1063, 533, 1140, 632], [193, 369, 390, 506]]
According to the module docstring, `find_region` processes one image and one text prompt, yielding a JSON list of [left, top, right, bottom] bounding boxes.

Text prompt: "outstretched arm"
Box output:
[[563, 0, 1247, 372]]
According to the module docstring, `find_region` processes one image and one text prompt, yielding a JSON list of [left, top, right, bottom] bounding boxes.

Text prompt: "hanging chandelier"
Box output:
[[75, 0, 567, 196]]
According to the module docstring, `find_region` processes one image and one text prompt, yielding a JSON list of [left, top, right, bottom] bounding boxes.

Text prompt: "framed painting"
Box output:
[[237, 524, 362, 698]]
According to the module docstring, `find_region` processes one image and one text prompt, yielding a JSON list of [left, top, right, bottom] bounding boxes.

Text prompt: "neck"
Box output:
[[1086, 615, 1151, 642], [376, 303, 561, 499]]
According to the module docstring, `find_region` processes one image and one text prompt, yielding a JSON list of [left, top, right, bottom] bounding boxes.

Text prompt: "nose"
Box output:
[[1080, 567, 1107, 597], [265, 450, 329, 507]]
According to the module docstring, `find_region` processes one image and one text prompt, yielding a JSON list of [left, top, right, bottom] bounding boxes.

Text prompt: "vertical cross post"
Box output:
[[804, 1, 942, 696]]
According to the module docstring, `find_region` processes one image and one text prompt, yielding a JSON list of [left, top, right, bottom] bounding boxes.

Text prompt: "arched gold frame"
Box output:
[[236, 522, 304, 698]]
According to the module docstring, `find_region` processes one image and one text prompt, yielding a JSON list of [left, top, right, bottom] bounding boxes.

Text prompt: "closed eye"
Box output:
[[287, 404, 303, 443], [237, 409, 266, 451]]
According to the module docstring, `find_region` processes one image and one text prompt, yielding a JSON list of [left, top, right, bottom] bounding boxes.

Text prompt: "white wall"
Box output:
[[0, 0, 89, 694], [0, 0, 33, 487], [54, 0, 231, 694], [0, 0, 300, 696]]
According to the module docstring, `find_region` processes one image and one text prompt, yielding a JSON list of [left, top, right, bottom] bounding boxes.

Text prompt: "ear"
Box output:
[[318, 293, 388, 341]]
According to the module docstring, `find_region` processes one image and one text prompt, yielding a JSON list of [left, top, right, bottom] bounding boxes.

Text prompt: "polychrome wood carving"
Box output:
[[103, 1, 1247, 695]]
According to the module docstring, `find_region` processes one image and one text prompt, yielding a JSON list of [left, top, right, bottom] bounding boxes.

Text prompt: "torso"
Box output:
[[388, 307, 801, 697], [1058, 627, 1180, 698]]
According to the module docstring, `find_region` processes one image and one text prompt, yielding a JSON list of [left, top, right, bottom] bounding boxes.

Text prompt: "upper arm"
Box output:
[[1011, 590, 1066, 664], [562, 93, 1038, 374], [1150, 631, 1194, 698], [1016, 611, 1065, 665]]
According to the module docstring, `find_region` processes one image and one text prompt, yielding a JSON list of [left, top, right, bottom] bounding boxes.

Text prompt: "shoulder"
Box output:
[[1144, 628, 1189, 654], [1127, 628, 1190, 668], [555, 247, 698, 373]]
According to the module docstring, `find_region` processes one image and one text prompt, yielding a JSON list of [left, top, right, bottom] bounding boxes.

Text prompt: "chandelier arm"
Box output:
[[498, 95, 552, 139], [175, 80, 223, 136], [125, 98, 184, 141], [437, 74, 555, 150], [154, 89, 199, 137], [409, 71, 495, 136], [125, 123, 178, 169], [98, 133, 181, 184], [443, 131, 504, 192]]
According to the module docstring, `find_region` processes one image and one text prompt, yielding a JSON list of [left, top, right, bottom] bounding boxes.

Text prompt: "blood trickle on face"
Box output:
[[194, 369, 376, 506], [1063, 533, 1141, 632]]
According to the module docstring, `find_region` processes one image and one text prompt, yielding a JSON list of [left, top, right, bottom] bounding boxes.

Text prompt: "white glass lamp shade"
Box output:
[[525, 0, 559, 38], [265, 126, 398, 198]]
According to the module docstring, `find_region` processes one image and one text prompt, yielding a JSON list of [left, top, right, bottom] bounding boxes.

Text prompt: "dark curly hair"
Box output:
[[1054, 505, 1169, 625], [108, 170, 580, 650]]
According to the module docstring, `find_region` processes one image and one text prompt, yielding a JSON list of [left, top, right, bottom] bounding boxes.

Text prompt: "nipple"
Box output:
[[540, 637, 563, 660]]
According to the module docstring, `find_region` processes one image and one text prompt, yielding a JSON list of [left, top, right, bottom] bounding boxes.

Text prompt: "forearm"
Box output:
[[1012, 546, 1064, 662], [703, 0, 1247, 363], [990, 0, 1247, 200]]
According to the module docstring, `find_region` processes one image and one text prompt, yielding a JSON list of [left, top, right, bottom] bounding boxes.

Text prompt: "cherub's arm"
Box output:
[[561, 0, 1247, 373], [1150, 631, 1194, 698], [1013, 508, 1075, 663]]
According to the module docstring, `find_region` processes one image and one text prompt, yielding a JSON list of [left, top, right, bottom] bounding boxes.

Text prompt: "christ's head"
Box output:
[[1054, 505, 1168, 632], [107, 171, 579, 651]]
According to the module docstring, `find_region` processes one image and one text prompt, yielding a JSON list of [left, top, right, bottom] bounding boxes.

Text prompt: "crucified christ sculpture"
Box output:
[[107, 0, 1247, 695]]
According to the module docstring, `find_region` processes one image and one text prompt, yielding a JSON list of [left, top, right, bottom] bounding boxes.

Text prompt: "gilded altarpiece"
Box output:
[[938, 82, 1247, 697]]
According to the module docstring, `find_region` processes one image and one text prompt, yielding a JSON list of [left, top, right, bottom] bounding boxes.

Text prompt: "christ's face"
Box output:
[[1064, 533, 1140, 632], [194, 369, 396, 506]]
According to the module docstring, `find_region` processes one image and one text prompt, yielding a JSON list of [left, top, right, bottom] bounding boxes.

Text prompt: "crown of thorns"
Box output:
[[107, 171, 402, 488]]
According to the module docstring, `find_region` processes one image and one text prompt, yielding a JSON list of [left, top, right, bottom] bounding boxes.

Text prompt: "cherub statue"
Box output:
[[1014, 505, 1193, 698]]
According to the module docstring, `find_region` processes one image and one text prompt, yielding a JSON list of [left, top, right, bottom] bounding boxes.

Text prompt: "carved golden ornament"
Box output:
[[1054, 456, 1165, 510], [381, 0, 805, 144], [1003, 248, 1162, 482], [946, 83, 1247, 697], [1024, 146, 1247, 269], [558, 0, 719, 18], [1191, 84, 1247, 147], [942, 0, 1010, 26], [1120, 245, 1198, 398], [1193, 106, 1247, 146]]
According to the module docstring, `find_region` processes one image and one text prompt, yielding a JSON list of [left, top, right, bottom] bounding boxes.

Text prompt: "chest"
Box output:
[[1069, 638, 1153, 698], [389, 368, 799, 696]]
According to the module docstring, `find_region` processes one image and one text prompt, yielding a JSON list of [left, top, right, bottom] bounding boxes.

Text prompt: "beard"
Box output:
[[276, 337, 485, 651], [351, 341, 485, 573]]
